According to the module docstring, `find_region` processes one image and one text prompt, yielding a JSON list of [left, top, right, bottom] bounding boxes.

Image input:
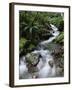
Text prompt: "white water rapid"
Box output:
[[19, 24, 60, 79]]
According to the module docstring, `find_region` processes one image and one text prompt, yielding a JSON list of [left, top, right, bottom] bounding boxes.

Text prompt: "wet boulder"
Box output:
[[25, 53, 40, 73]]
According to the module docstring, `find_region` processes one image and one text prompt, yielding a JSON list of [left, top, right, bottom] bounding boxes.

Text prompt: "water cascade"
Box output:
[[19, 24, 60, 79]]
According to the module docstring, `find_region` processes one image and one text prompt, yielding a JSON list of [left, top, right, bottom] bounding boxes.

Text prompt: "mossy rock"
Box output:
[[25, 53, 39, 66], [25, 53, 39, 73]]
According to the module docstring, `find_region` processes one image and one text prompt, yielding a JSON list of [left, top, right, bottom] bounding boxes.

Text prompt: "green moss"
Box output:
[[27, 44, 35, 51], [19, 38, 27, 50]]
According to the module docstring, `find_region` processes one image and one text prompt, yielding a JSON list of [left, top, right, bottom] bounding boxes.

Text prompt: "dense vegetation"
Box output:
[[19, 11, 64, 57], [19, 11, 64, 78]]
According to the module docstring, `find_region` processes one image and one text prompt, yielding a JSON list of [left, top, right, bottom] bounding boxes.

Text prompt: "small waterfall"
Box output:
[[32, 50, 56, 78], [19, 24, 59, 79], [40, 24, 60, 45]]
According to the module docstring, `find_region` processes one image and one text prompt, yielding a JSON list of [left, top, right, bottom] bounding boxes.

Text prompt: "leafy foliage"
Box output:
[[19, 11, 64, 56], [53, 32, 64, 44]]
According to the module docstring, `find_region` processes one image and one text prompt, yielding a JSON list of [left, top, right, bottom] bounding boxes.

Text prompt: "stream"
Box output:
[[19, 24, 60, 79]]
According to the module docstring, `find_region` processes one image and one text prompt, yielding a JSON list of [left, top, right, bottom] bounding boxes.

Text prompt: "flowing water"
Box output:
[[19, 24, 60, 79], [40, 24, 60, 45]]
